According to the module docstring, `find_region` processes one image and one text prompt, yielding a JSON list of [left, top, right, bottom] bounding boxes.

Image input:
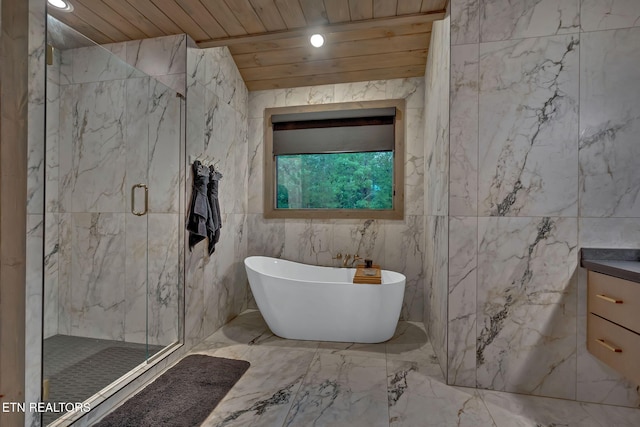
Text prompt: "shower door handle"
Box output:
[[132, 184, 149, 216]]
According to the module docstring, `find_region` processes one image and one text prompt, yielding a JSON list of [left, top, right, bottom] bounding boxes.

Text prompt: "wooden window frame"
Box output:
[[263, 99, 405, 219]]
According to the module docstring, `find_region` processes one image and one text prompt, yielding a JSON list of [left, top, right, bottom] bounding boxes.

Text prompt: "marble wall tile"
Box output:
[[386, 216, 425, 322], [234, 111, 248, 214], [576, 218, 640, 407], [283, 84, 335, 106], [449, 44, 478, 216], [233, 214, 249, 314], [247, 118, 263, 214], [424, 18, 450, 217], [451, 0, 480, 45], [405, 108, 425, 216], [125, 77, 150, 214], [27, 41, 45, 215], [187, 41, 206, 87], [334, 80, 388, 102], [332, 219, 385, 268], [447, 0, 640, 407], [184, 44, 249, 344], [246, 214, 285, 258], [67, 44, 129, 84], [478, 35, 579, 217], [248, 88, 286, 119], [579, 27, 640, 218], [234, 72, 249, 116], [283, 219, 334, 266], [448, 216, 477, 387], [43, 213, 59, 338], [284, 352, 388, 427], [125, 35, 186, 77], [26, 214, 43, 427], [57, 213, 72, 336], [386, 77, 424, 109], [204, 47, 239, 107], [476, 217, 578, 399], [581, 0, 640, 32], [153, 73, 186, 97], [185, 82, 205, 181], [424, 16, 450, 373], [148, 79, 181, 214], [184, 238, 205, 347], [58, 80, 127, 213], [46, 51, 60, 213], [147, 214, 180, 346], [424, 215, 448, 373], [579, 218, 640, 248], [203, 90, 221, 152], [203, 213, 239, 337], [480, 0, 580, 42], [124, 213, 147, 345], [69, 213, 126, 340]]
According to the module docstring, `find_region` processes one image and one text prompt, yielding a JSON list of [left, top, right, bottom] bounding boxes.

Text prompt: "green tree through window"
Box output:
[[276, 152, 393, 210]]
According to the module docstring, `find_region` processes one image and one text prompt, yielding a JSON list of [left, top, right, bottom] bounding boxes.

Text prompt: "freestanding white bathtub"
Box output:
[[244, 256, 406, 343]]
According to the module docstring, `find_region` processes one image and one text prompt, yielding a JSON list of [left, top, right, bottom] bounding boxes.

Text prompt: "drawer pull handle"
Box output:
[[596, 294, 623, 304], [596, 339, 622, 353]]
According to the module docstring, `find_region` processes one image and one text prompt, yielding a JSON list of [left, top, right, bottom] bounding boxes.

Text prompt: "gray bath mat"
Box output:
[[94, 354, 250, 427]]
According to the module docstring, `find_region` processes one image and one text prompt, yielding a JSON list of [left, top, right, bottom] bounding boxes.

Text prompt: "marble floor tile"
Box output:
[[168, 310, 640, 427], [248, 330, 320, 353], [582, 401, 640, 427], [386, 321, 440, 370], [201, 346, 315, 427], [480, 389, 603, 427], [388, 359, 495, 427], [284, 352, 388, 427], [316, 340, 387, 360]]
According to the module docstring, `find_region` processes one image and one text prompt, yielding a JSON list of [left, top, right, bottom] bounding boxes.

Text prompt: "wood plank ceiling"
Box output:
[[49, 0, 447, 90]]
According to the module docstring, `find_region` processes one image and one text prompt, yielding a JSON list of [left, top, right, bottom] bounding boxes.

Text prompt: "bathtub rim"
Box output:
[[244, 255, 406, 285]]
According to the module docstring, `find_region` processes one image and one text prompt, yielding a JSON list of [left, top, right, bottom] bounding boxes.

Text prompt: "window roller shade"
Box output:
[[273, 125, 394, 155], [272, 107, 396, 156], [271, 107, 396, 123]]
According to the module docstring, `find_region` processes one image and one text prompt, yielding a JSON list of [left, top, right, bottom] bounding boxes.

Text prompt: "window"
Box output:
[[264, 99, 405, 219]]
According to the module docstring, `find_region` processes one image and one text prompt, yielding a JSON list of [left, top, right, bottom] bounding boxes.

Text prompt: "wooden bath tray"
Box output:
[[353, 265, 382, 284]]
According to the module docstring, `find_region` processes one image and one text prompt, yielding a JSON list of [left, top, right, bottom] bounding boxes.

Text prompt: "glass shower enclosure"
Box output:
[[43, 16, 184, 425]]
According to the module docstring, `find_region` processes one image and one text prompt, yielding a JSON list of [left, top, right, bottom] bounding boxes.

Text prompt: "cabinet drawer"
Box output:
[[588, 271, 640, 333], [587, 313, 640, 385]]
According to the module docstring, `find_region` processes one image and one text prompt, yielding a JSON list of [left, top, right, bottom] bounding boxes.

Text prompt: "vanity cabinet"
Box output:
[[587, 271, 640, 385]]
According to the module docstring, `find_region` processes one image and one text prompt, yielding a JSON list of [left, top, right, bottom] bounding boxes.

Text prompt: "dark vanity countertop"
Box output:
[[580, 248, 640, 283]]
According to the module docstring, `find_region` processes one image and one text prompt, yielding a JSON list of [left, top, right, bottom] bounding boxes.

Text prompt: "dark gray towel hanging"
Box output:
[[187, 160, 215, 252], [207, 165, 223, 255]]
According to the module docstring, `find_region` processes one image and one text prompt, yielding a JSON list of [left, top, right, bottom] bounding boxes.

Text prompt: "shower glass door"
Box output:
[[43, 15, 183, 426]]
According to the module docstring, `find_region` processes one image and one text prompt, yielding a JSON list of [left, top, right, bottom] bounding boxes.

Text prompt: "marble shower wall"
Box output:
[[423, 15, 450, 379], [184, 38, 249, 348], [247, 77, 426, 321], [448, 0, 640, 407], [26, 1, 46, 426], [45, 35, 185, 346]]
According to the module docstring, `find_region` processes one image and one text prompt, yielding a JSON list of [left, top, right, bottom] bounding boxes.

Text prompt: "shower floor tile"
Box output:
[[116, 310, 640, 426], [43, 335, 163, 425]]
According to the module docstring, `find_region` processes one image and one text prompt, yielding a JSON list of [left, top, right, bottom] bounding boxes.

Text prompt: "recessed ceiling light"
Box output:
[[48, 0, 74, 12], [310, 34, 325, 48]]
